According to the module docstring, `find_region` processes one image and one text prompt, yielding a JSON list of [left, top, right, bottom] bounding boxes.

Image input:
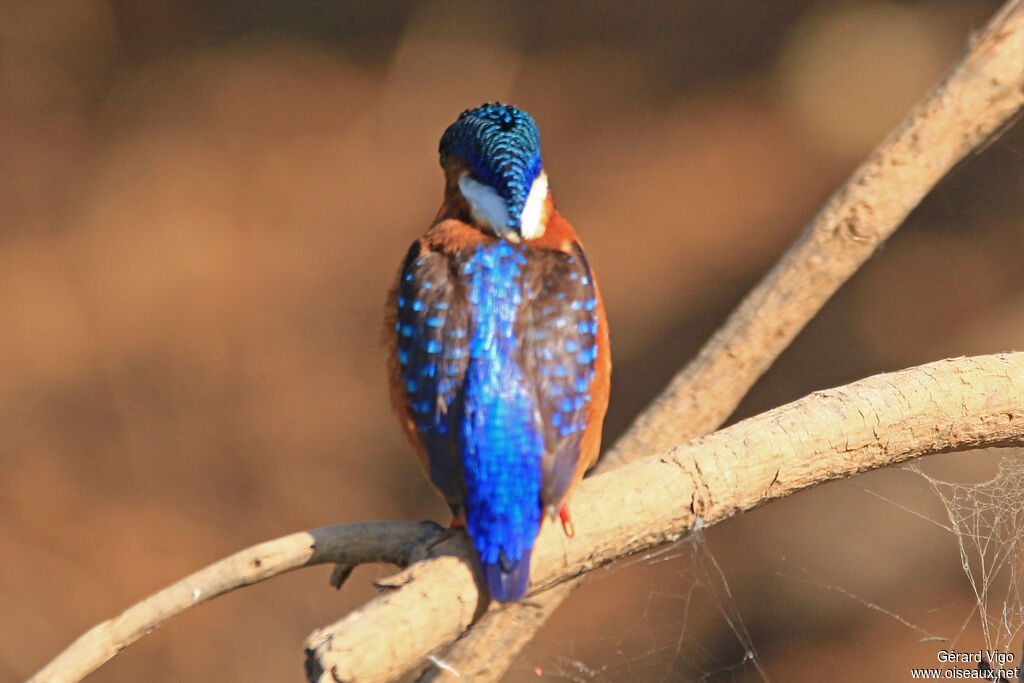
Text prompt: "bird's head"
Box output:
[[439, 102, 550, 242]]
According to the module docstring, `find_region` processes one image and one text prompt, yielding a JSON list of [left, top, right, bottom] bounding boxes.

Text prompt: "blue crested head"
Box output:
[[439, 103, 548, 240]]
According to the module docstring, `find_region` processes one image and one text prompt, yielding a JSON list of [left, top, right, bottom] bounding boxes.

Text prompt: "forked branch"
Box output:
[[306, 353, 1024, 681], [31, 353, 1024, 683], [28, 356, 1024, 679]]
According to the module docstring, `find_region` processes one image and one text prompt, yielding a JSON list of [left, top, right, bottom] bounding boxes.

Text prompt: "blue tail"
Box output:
[[460, 243, 544, 603], [481, 546, 533, 602]]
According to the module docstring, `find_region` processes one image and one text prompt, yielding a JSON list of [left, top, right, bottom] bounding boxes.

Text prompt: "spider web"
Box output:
[[509, 452, 1024, 681], [910, 453, 1024, 657], [516, 530, 768, 682]]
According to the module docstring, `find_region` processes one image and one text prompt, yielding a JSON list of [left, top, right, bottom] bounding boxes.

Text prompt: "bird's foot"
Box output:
[[559, 504, 575, 537], [424, 514, 467, 553]]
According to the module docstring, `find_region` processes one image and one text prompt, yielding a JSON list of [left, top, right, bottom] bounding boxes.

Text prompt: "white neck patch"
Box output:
[[457, 172, 549, 241], [520, 172, 549, 240]]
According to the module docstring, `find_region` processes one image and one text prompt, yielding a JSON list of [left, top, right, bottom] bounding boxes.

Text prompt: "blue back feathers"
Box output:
[[439, 103, 542, 232], [397, 239, 600, 602], [460, 243, 543, 601]]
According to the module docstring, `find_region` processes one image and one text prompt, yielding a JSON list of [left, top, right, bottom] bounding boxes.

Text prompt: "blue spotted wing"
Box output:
[[516, 242, 599, 514], [395, 241, 470, 511]]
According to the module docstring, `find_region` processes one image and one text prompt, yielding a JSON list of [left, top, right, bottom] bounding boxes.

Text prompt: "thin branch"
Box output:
[[609, 0, 1024, 465], [422, 1, 1024, 678], [306, 353, 1024, 681], [27, 522, 444, 683]]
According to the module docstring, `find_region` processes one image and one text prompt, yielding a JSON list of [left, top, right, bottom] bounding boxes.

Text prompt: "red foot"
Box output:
[[559, 504, 575, 538], [449, 513, 466, 530]]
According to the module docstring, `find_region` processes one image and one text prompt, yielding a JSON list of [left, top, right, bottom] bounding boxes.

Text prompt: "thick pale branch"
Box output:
[[307, 353, 1024, 681], [28, 522, 443, 683], [415, 585, 577, 679], [434, 2, 1024, 678], [415, 581, 574, 682], [607, 0, 1024, 465]]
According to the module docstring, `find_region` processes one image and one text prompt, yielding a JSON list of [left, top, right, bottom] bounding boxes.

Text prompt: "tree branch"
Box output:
[[609, 0, 1024, 465], [307, 353, 1024, 681], [27, 522, 445, 683], [420, 2, 1024, 678]]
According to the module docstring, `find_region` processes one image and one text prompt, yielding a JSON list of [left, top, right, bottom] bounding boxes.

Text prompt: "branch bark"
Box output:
[[419, 2, 1024, 678], [307, 353, 1024, 682], [610, 0, 1024, 465], [27, 522, 445, 683]]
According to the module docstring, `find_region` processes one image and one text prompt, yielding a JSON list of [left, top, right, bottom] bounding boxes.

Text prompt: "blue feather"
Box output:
[[460, 242, 543, 602]]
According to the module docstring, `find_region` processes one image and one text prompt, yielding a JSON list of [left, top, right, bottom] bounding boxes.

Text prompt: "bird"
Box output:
[[386, 102, 611, 602]]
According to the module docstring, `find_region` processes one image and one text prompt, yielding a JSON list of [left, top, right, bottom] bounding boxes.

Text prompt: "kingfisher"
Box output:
[[387, 102, 611, 602]]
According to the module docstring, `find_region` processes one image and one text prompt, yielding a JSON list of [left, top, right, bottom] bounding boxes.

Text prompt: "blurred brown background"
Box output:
[[4, 1, 1024, 680]]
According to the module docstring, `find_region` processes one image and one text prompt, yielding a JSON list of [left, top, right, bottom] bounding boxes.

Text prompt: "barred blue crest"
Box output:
[[439, 103, 542, 232]]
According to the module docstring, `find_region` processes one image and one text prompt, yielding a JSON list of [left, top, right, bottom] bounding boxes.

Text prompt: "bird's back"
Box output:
[[386, 103, 610, 603]]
